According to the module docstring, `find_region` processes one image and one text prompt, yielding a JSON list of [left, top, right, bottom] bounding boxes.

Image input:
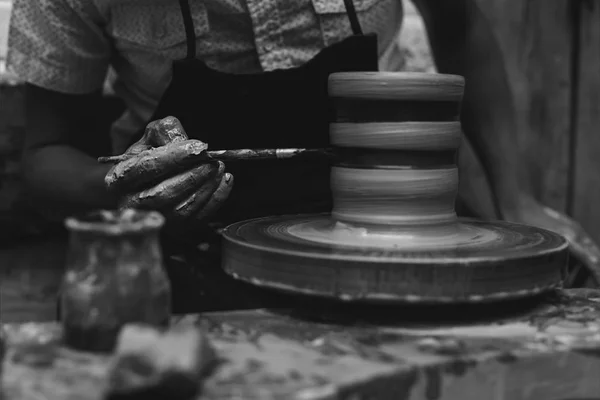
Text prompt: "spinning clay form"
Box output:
[[221, 72, 568, 304]]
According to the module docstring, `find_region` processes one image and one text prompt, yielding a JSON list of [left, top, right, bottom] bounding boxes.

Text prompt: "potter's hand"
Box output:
[[101, 117, 233, 222], [503, 195, 600, 287]]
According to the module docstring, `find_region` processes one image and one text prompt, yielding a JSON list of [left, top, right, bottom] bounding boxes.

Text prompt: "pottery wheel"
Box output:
[[222, 215, 567, 303], [221, 72, 568, 304]]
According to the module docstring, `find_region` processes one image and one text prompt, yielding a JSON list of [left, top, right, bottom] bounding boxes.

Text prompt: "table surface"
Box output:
[[3, 288, 600, 400]]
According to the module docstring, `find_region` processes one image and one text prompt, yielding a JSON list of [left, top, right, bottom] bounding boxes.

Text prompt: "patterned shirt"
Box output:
[[7, 0, 404, 154]]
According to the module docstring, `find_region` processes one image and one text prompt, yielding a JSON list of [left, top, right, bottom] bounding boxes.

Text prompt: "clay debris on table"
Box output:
[[105, 324, 218, 400], [3, 290, 600, 400]]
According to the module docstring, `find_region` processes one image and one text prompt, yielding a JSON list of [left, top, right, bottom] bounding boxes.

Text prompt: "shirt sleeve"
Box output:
[[6, 0, 110, 94]]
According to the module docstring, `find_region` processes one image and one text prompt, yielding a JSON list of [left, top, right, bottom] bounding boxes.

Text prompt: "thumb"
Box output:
[[126, 116, 189, 152], [98, 117, 193, 164], [146, 116, 189, 146]]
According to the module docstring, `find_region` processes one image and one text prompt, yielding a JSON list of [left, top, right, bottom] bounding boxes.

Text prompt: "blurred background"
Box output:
[[0, 0, 598, 321]]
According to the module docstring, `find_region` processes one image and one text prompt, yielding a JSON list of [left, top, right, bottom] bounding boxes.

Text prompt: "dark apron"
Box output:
[[130, 0, 380, 312]]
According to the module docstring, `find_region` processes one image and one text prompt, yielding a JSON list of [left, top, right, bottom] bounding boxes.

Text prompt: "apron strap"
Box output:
[[343, 0, 363, 35], [177, 0, 365, 60], [178, 0, 198, 60]]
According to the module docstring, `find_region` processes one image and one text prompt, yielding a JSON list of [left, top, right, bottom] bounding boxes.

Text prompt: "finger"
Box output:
[[172, 162, 225, 219], [194, 173, 234, 221], [105, 140, 208, 193], [539, 207, 600, 285], [118, 163, 219, 210], [567, 241, 600, 286]]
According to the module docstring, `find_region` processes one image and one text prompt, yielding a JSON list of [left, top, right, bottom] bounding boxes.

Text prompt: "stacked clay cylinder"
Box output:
[[328, 72, 465, 227]]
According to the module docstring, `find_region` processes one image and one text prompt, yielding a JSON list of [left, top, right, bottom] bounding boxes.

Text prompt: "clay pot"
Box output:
[[60, 209, 171, 353]]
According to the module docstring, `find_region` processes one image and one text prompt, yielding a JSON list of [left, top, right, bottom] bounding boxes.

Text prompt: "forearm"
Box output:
[[22, 145, 117, 219], [458, 11, 530, 211], [415, 0, 533, 214], [21, 84, 119, 219]]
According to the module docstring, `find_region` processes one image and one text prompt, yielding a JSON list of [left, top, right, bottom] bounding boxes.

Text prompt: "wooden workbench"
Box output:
[[2, 288, 600, 400]]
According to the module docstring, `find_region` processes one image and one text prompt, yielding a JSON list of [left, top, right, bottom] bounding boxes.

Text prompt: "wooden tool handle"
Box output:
[[98, 148, 332, 164]]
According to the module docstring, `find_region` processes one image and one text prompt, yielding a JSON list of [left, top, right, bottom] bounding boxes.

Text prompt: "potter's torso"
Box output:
[[102, 0, 404, 153]]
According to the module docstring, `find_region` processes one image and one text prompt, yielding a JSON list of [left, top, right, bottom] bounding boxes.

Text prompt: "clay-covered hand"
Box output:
[[101, 117, 233, 222], [503, 195, 600, 288]]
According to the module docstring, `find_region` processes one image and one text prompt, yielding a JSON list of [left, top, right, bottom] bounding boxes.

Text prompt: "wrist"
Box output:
[[86, 163, 119, 209], [498, 193, 540, 223], [484, 165, 535, 220]]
